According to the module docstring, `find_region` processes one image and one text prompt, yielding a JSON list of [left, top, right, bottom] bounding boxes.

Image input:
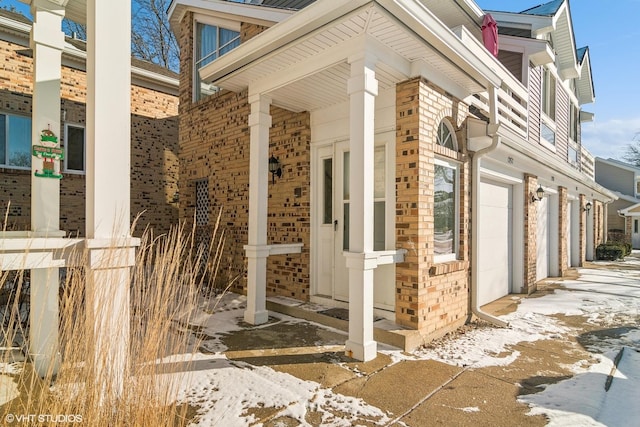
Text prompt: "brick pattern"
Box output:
[[178, 17, 311, 299], [579, 194, 587, 266], [395, 77, 470, 337], [558, 187, 569, 277], [0, 37, 179, 236], [523, 174, 537, 292], [240, 23, 269, 42]]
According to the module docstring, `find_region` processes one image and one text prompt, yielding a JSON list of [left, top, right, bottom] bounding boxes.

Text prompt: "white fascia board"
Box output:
[[168, 0, 294, 28], [0, 14, 32, 37], [579, 110, 594, 123], [489, 11, 553, 35], [379, 0, 502, 89], [499, 34, 554, 66], [201, 0, 503, 90]]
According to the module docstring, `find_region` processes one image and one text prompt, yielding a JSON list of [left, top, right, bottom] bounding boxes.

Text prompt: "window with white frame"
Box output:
[[194, 20, 240, 101], [0, 113, 31, 169], [542, 68, 556, 120], [64, 124, 85, 173], [569, 104, 579, 142], [568, 144, 578, 168], [434, 119, 459, 262], [434, 158, 459, 261]]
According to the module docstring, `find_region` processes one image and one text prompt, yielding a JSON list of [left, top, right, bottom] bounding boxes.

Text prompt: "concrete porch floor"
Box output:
[[209, 264, 638, 425]]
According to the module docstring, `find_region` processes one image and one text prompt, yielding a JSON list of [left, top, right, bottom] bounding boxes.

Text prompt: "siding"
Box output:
[[528, 64, 542, 144], [555, 80, 570, 162]]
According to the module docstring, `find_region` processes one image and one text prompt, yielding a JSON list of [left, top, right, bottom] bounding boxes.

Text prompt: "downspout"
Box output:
[[470, 85, 509, 327]]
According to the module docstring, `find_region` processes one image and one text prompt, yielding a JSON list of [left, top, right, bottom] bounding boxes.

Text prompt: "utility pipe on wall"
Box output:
[[470, 85, 509, 328]]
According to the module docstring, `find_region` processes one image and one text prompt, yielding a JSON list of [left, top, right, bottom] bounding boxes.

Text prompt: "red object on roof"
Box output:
[[482, 13, 499, 57]]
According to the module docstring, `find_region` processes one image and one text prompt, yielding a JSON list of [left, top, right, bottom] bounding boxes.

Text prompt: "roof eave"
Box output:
[[200, 0, 503, 92]]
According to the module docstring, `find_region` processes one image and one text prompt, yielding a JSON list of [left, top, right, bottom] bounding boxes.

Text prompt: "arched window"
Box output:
[[436, 119, 457, 151]]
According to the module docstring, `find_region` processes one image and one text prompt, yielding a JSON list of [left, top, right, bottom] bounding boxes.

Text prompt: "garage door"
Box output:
[[536, 196, 549, 281], [478, 179, 513, 306]]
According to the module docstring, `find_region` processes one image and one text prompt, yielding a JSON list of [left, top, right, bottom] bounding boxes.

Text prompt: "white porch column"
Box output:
[[244, 94, 272, 325], [344, 54, 378, 362], [85, 0, 135, 398], [29, 0, 66, 378]]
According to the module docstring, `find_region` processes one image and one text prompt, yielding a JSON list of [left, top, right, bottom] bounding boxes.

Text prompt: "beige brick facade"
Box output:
[[178, 14, 310, 297], [0, 37, 179, 236], [523, 174, 538, 292], [395, 78, 470, 336], [558, 186, 569, 277]]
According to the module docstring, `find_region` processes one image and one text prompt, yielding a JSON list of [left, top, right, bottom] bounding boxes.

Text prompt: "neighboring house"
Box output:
[[168, 0, 615, 360], [595, 157, 640, 247], [0, 9, 179, 237]]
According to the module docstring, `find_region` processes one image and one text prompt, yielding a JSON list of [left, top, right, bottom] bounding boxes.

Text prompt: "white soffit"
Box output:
[[202, 1, 496, 112]]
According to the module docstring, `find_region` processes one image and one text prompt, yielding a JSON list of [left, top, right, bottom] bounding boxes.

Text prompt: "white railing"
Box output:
[[580, 145, 595, 179], [454, 26, 529, 139]]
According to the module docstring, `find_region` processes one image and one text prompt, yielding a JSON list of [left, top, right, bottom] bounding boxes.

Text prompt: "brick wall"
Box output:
[[558, 186, 569, 277], [579, 193, 587, 265], [178, 90, 311, 297], [523, 174, 537, 292], [0, 37, 179, 236], [178, 15, 311, 298], [395, 77, 470, 338]]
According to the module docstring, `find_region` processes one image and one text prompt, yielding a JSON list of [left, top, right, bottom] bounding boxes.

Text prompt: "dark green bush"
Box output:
[[596, 244, 627, 261]]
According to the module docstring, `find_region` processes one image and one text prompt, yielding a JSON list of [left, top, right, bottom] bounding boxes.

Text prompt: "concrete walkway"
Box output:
[[206, 258, 639, 426]]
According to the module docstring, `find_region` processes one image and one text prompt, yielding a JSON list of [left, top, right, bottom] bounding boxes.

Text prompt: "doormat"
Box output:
[[318, 308, 383, 322]]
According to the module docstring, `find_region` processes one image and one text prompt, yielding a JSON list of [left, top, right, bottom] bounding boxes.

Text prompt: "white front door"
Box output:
[[312, 136, 395, 312]]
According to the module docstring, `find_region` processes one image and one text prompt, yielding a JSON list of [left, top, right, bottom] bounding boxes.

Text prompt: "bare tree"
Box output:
[[131, 0, 179, 72], [62, 18, 86, 41], [58, 0, 178, 72], [622, 132, 640, 167]]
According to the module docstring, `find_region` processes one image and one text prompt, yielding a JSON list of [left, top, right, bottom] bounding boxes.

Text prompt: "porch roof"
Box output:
[[199, 0, 506, 112], [19, 0, 87, 24]]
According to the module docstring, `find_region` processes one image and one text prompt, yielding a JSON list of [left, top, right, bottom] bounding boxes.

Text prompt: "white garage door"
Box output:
[[536, 196, 549, 281], [478, 179, 513, 306]]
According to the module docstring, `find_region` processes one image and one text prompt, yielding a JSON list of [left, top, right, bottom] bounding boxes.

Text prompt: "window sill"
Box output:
[[429, 260, 469, 276]]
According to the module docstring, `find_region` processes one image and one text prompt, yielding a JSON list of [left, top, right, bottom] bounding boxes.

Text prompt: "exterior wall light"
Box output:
[[171, 190, 179, 204], [584, 201, 592, 213], [532, 185, 544, 202], [268, 155, 282, 184]]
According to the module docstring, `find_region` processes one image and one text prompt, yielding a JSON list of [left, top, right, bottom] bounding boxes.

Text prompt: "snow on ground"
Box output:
[[174, 257, 640, 426], [1, 257, 638, 425]]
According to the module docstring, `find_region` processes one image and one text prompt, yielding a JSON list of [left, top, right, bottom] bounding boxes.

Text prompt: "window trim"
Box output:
[[192, 15, 241, 101], [436, 119, 458, 151], [63, 123, 86, 174], [434, 156, 460, 263], [541, 67, 556, 121], [0, 112, 32, 171]]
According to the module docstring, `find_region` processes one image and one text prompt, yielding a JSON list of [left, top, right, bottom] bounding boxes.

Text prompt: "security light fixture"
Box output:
[[269, 155, 282, 184], [584, 201, 592, 213], [532, 185, 544, 202]]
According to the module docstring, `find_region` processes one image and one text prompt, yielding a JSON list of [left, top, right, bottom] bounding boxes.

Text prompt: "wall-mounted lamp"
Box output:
[[171, 190, 179, 204], [268, 155, 282, 184], [532, 185, 544, 202], [584, 201, 592, 213]]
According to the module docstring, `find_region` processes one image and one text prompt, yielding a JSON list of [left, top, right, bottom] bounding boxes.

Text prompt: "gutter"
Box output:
[[470, 85, 509, 328]]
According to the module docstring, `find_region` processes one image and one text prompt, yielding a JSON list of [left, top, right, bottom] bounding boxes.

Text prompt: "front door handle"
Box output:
[[334, 219, 338, 231]]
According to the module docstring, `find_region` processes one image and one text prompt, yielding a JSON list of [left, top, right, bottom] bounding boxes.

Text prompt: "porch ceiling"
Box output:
[[19, 0, 87, 23], [203, 1, 491, 112]]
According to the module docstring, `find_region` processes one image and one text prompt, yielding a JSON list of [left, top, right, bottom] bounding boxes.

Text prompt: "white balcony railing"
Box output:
[[454, 26, 529, 139]]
